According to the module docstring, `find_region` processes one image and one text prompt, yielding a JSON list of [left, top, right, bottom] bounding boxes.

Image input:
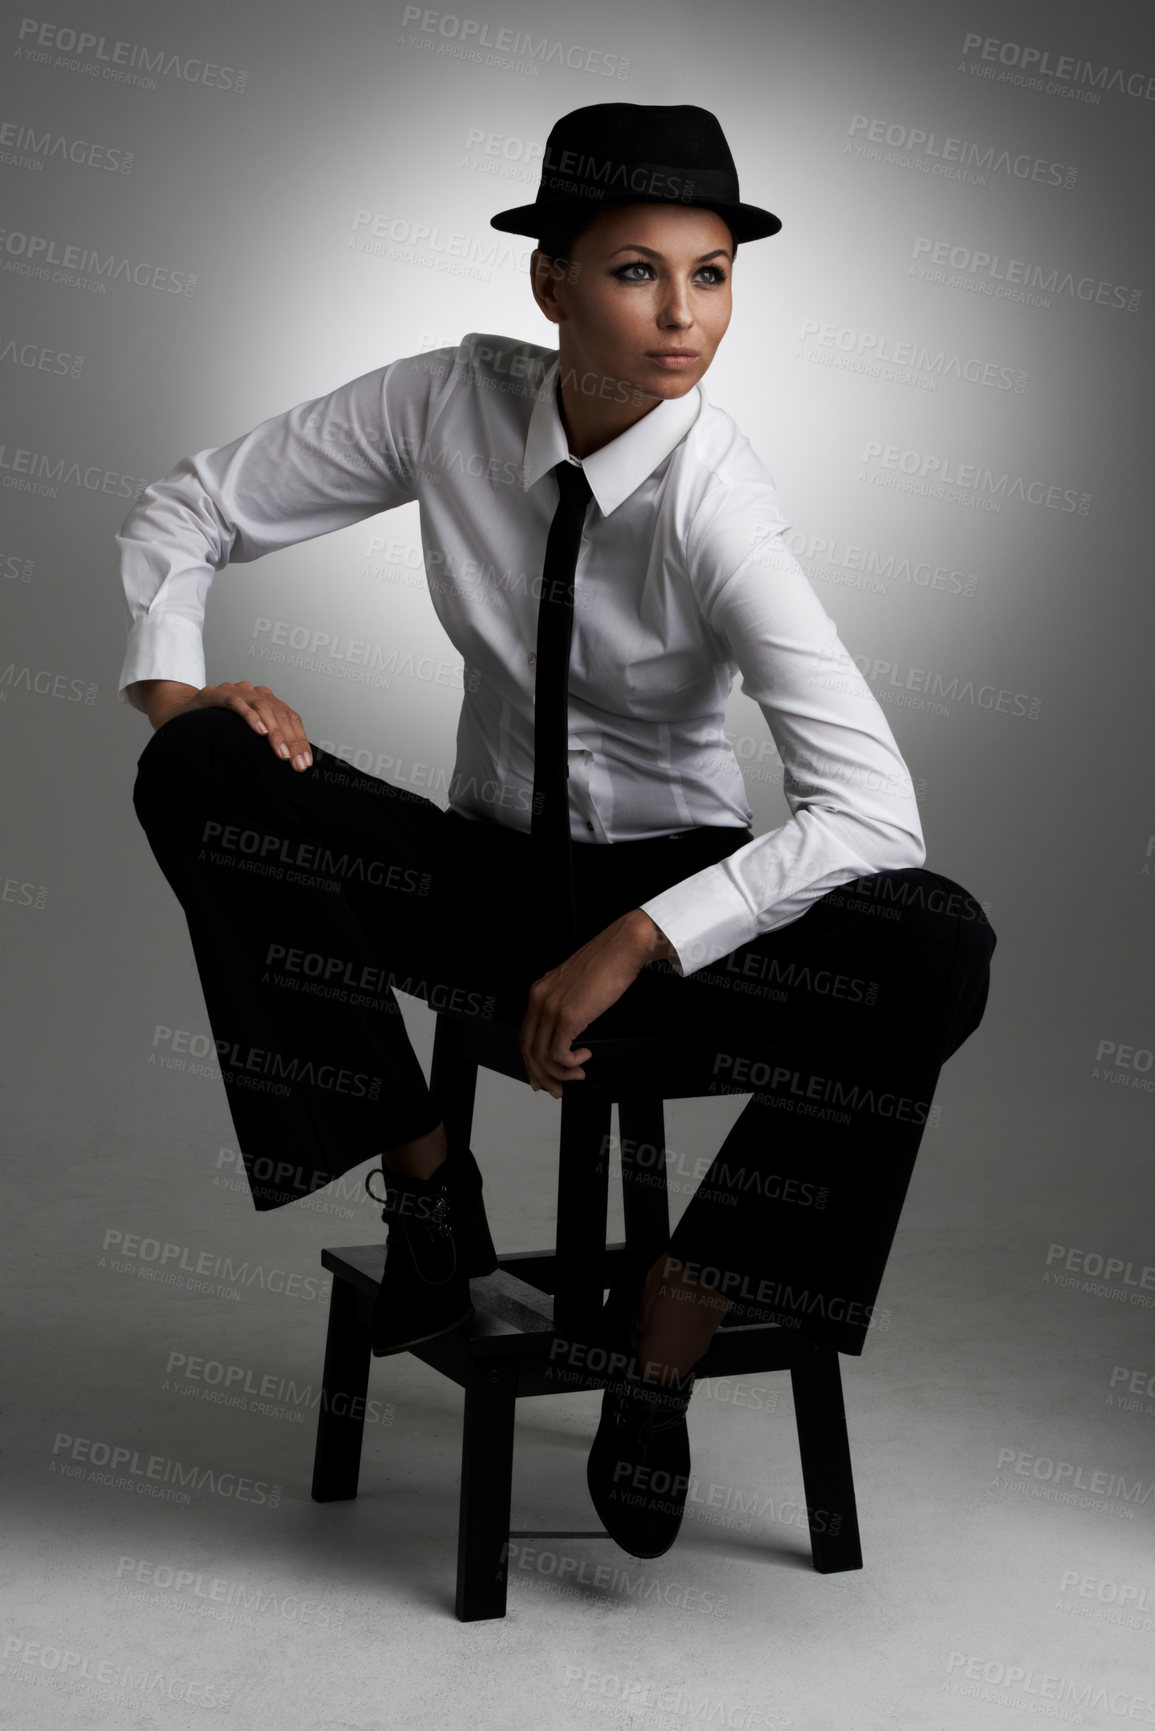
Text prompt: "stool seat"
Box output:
[[309, 1011, 865, 1620]]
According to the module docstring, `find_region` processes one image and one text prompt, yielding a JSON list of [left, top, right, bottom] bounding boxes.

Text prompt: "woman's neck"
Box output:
[[554, 369, 663, 460]]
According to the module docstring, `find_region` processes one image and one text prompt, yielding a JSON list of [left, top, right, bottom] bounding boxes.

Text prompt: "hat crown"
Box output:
[[543, 102, 737, 180]]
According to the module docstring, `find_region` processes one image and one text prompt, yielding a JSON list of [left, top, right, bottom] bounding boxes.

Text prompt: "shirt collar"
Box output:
[[522, 353, 701, 516]]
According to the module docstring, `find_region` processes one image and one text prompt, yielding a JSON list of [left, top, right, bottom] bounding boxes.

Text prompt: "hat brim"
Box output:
[[490, 194, 781, 244]]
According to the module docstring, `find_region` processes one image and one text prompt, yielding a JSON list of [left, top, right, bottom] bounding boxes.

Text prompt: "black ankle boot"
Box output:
[[585, 1246, 695, 1558], [586, 1364, 695, 1559], [451, 1144, 499, 1279], [364, 1146, 495, 1356]]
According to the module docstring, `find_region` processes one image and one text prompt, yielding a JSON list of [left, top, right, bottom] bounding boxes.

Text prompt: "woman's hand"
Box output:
[[519, 909, 676, 1098], [133, 679, 313, 771]]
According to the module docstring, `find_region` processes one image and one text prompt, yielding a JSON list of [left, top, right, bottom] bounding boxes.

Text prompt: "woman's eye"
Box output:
[[613, 262, 728, 285]]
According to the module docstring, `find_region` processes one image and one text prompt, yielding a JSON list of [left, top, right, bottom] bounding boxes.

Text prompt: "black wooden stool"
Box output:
[[310, 1011, 863, 1620]]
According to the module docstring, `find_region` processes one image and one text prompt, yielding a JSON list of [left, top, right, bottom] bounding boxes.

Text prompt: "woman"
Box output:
[[119, 103, 996, 1564]]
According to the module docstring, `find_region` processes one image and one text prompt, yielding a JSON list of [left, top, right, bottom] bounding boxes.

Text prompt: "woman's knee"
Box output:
[[862, 867, 992, 946], [132, 707, 255, 819]]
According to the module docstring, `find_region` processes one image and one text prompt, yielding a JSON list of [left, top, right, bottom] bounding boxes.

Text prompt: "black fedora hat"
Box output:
[[490, 102, 781, 244]]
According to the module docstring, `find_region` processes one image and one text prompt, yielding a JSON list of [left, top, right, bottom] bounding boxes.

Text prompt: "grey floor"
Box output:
[[5, 998, 1153, 1731]]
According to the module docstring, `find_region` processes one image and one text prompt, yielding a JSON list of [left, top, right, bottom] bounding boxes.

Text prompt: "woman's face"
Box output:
[[533, 202, 734, 404]]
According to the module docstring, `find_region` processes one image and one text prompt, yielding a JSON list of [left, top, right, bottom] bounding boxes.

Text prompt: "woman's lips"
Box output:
[[645, 353, 700, 369]]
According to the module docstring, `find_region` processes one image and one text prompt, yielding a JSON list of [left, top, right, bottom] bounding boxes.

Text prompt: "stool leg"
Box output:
[[788, 1347, 863, 1572], [456, 1358, 518, 1621], [311, 1277, 372, 1502]]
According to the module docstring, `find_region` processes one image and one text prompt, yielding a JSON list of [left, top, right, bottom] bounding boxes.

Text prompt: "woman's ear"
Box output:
[[529, 248, 568, 325]]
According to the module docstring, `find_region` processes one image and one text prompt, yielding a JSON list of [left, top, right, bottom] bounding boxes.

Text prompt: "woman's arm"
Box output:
[[638, 513, 925, 977], [115, 347, 460, 709]]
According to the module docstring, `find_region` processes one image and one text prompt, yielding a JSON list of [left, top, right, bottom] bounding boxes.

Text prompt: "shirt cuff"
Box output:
[[640, 864, 760, 980], [118, 613, 207, 704]]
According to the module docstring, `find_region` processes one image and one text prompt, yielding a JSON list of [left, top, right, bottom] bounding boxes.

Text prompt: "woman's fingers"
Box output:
[[248, 686, 312, 769], [518, 922, 643, 1096], [520, 987, 593, 1096], [203, 682, 313, 770]]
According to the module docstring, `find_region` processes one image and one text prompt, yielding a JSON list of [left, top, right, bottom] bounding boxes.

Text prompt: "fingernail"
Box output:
[[278, 743, 290, 759], [294, 754, 307, 770], [254, 720, 268, 734]]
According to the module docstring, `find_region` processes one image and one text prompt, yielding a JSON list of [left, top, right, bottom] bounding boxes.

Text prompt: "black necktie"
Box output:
[[530, 458, 592, 955]]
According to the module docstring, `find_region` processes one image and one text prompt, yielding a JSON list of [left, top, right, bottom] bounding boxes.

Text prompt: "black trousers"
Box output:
[[133, 706, 996, 1354]]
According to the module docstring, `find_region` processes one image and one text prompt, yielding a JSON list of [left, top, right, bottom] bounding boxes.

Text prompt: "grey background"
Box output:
[[3, 0, 1153, 1726]]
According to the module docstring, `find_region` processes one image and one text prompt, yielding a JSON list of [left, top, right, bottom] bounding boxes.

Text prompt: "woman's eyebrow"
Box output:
[[606, 244, 732, 263]]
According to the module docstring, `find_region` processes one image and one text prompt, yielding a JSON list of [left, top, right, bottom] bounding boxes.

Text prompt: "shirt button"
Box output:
[[527, 652, 536, 666], [586, 821, 595, 832]]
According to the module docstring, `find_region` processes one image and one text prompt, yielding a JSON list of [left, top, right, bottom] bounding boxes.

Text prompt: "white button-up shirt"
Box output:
[[116, 330, 925, 978]]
